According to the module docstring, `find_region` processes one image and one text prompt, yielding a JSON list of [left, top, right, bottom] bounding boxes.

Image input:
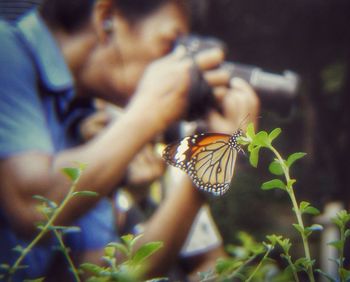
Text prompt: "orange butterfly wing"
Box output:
[[163, 131, 243, 196]]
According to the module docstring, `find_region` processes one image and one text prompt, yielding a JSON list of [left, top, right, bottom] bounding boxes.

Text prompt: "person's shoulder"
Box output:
[[0, 19, 35, 78], [0, 19, 17, 43]]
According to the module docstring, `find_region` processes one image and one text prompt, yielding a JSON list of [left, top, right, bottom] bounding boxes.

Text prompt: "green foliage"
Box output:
[[80, 234, 163, 282], [3, 164, 164, 282], [3, 125, 350, 282], [236, 123, 350, 282], [3, 164, 95, 282]]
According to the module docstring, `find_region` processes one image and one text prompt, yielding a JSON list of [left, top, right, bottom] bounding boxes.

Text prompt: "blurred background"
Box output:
[[189, 0, 350, 267], [1, 0, 350, 273]]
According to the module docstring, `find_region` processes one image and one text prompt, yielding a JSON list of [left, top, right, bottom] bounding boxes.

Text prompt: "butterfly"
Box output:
[[162, 129, 244, 196]]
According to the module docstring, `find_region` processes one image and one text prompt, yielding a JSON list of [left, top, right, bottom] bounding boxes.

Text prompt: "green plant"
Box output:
[[0, 164, 164, 282], [0, 164, 98, 281], [80, 234, 163, 282], [240, 123, 319, 281], [201, 124, 350, 281]]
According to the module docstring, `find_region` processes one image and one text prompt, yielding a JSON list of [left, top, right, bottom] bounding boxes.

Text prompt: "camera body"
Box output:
[[177, 35, 301, 120]]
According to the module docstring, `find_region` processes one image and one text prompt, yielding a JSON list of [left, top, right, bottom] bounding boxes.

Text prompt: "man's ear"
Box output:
[[92, 0, 115, 42]]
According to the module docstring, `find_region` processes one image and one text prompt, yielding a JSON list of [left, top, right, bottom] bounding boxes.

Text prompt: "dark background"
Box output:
[[191, 0, 350, 266]]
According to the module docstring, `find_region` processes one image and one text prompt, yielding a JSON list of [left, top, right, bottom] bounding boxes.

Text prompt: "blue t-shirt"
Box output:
[[0, 10, 118, 280]]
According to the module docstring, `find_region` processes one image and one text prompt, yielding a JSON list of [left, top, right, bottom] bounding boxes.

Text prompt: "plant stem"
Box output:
[[226, 254, 258, 281], [269, 146, 315, 282], [339, 224, 345, 281], [246, 247, 272, 282], [284, 255, 300, 282], [51, 227, 81, 281], [9, 177, 81, 282]]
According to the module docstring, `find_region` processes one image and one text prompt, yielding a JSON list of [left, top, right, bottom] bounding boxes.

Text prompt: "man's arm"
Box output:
[[0, 47, 225, 236]]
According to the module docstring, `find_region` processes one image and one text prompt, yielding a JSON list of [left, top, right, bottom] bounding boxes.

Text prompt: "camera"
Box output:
[[177, 35, 301, 120]]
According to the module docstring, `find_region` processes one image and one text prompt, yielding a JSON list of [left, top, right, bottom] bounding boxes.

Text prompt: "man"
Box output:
[[0, 0, 259, 280]]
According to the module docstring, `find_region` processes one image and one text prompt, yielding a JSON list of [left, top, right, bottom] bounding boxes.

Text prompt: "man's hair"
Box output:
[[40, 0, 179, 33]]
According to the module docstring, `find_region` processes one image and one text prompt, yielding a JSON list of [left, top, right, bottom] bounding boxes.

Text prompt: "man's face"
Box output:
[[82, 0, 189, 106]]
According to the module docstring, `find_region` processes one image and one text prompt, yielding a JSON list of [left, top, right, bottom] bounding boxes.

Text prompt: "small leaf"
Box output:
[[268, 160, 284, 175], [245, 123, 256, 139], [286, 152, 307, 168], [305, 224, 323, 232], [104, 246, 116, 258], [24, 278, 45, 282], [62, 226, 81, 234], [249, 146, 260, 168], [328, 240, 343, 250], [268, 128, 282, 143], [80, 263, 105, 275], [294, 257, 314, 270], [132, 241, 163, 264], [340, 268, 350, 279], [12, 245, 25, 254], [344, 229, 350, 238], [0, 264, 10, 270], [32, 195, 58, 209], [303, 206, 320, 215], [300, 201, 320, 215], [72, 191, 98, 197], [121, 234, 134, 246], [107, 242, 129, 257], [62, 167, 80, 182], [292, 224, 304, 234], [130, 233, 144, 248], [254, 131, 270, 147], [215, 258, 242, 274], [315, 269, 337, 282], [287, 179, 296, 189], [261, 179, 286, 190]]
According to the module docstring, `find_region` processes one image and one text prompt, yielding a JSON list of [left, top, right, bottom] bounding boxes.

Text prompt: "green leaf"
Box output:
[[345, 229, 350, 238], [249, 146, 260, 168], [80, 263, 105, 275], [62, 167, 81, 182], [121, 234, 135, 246], [292, 224, 304, 234], [215, 258, 242, 274], [305, 224, 323, 232], [261, 179, 285, 190], [300, 201, 320, 215], [107, 242, 130, 257], [32, 195, 58, 209], [51, 226, 81, 234], [132, 241, 163, 264], [268, 128, 281, 143], [254, 131, 270, 147], [12, 245, 25, 254], [145, 278, 170, 282], [24, 278, 45, 282], [246, 123, 256, 139], [294, 257, 314, 270], [268, 160, 284, 175], [0, 264, 10, 270], [130, 233, 144, 248], [328, 240, 343, 250], [315, 269, 337, 282], [72, 191, 98, 197], [340, 268, 350, 279], [286, 152, 307, 168], [303, 206, 320, 215], [287, 179, 296, 189], [104, 246, 116, 258]]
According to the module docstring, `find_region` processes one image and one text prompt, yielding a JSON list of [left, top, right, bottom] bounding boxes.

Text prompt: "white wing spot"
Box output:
[[175, 138, 190, 162]]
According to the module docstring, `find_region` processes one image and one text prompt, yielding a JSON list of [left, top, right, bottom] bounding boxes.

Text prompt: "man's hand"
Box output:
[[207, 77, 260, 133], [125, 144, 165, 190], [127, 47, 225, 133]]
